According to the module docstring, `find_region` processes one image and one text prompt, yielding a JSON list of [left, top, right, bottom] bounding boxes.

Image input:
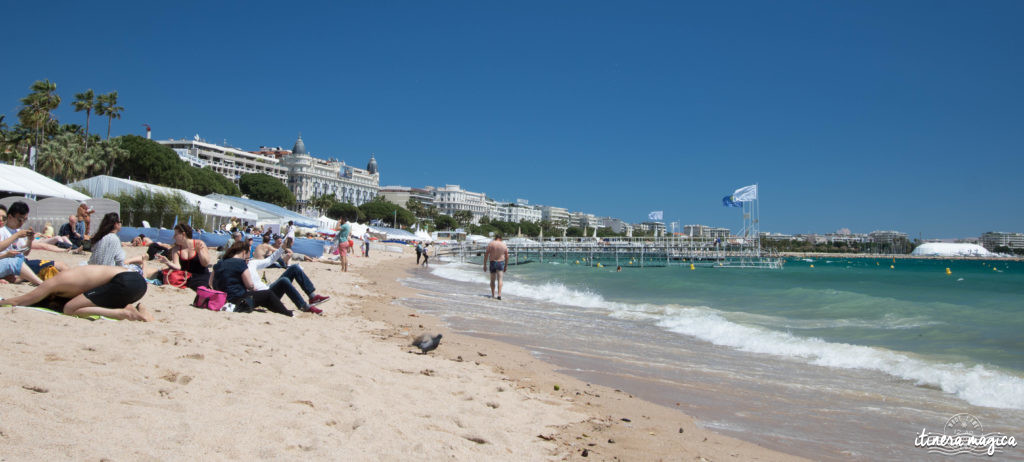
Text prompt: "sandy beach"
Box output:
[[0, 245, 803, 461]]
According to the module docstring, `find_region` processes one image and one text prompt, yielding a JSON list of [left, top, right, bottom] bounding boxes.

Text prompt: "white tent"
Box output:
[[206, 194, 317, 228], [415, 229, 432, 242], [68, 175, 257, 221], [318, 215, 337, 231], [0, 164, 90, 201], [911, 243, 993, 257]]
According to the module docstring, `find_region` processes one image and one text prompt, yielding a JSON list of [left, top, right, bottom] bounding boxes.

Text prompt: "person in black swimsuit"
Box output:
[[1, 265, 151, 321], [211, 242, 293, 317], [156, 223, 212, 290]]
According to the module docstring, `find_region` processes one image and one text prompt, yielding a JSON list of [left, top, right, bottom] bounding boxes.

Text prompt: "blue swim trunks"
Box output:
[[489, 261, 505, 273]]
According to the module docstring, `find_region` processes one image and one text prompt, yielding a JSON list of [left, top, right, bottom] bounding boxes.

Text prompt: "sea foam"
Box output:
[[429, 263, 1024, 410]]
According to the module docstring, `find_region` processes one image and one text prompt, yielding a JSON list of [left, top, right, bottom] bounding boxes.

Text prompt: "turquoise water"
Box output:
[[511, 258, 1024, 374], [405, 257, 1024, 459]]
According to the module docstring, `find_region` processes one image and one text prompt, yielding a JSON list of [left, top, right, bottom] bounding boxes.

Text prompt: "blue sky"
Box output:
[[2, 1, 1022, 238]]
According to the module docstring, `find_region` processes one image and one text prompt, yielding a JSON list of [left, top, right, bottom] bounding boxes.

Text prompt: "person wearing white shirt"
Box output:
[[246, 242, 329, 314]]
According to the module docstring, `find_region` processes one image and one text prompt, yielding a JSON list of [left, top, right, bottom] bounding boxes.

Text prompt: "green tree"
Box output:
[[405, 198, 424, 217], [239, 173, 295, 207], [72, 89, 96, 149], [0, 116, 31, 165], [452, 210, 474, 227], [434, 214, 458, 230], [309, 193, 338, 216], [18, 80, 61, 149], [92, 137, 130, 177], [565, 226, 584, 237], [95, 91, 124, 140], [326, 202, 363, 222], [518, 220, 540, 237], [359, 200, 415, 227], [38, 132, 83, 182], [114, 135, 194, 190], [189, 166, 240, 196], [106, 190, 203, 229]]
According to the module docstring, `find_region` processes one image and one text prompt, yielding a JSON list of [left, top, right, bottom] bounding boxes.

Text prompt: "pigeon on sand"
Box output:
[[412, 333, 443, 354]]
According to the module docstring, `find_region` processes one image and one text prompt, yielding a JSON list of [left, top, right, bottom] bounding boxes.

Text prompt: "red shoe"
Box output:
[[309, 294, 330, 306], [308, 306, 324, 315]]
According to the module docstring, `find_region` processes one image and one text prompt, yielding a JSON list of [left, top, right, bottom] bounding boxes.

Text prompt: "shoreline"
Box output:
[[0, 246, 802, 460], [353, 249, 805, 461]]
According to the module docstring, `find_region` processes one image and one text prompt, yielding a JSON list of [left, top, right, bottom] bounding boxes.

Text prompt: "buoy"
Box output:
[[597, 263, 603, 268], [993, 267, 998, 271], [890, 265, 895, 269], [876, 262, 879, 266], [575, 260, 580, 265], [690, 263, 695, 270], [810, 264, 814, 268], [945, 268, 952, 275]]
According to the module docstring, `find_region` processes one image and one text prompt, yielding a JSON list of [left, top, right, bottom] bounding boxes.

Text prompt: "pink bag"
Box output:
[[193, 286, 228, 311]]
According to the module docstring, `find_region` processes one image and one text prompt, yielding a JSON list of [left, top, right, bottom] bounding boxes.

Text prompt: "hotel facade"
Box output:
[[160, 135, 380, 208]]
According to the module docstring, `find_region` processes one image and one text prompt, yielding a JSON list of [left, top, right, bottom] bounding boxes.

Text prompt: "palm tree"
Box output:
[[17, 80, 61, 150], [39, 132, 86, 182], [73, 89, 96, 149], [96, 91, 124, 140]]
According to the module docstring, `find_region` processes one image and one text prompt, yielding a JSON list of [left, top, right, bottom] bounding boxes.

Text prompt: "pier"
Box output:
[[437, 236, 784, 269]]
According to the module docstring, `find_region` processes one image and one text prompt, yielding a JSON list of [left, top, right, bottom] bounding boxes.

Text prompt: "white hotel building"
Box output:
[[158, 138, 288, 183], [426, 185, 492, 223], [160, 135, 380, 207], [279, 135, 380, 206]]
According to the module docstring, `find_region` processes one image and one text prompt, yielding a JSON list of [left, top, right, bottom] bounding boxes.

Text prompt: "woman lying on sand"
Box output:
[[0, 265, 152, 321]]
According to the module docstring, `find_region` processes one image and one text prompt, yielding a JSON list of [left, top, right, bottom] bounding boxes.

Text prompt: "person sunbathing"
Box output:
[[1, 265, 151, 321]]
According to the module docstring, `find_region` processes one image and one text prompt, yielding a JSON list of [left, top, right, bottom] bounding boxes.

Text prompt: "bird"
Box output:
[[411, 333, 443, 354]]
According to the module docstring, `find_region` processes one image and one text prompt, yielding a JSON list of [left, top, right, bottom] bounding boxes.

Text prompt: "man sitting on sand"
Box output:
[[484, 234, 508, 300], [0, 264, 151, 321], [58, 215, 86, 249]]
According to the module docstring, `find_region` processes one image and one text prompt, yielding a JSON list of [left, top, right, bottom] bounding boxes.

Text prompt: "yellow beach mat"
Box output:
[[2, 304, 119, 321]]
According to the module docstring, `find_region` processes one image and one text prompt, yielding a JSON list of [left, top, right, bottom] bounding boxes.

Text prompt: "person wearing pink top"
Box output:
[[484, 234, 509, 300]]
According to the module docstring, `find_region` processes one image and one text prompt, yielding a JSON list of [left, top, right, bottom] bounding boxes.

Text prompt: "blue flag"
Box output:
[[722, 195, 742, 207]]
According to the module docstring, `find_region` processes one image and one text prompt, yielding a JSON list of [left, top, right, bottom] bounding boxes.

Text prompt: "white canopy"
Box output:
[[318, 215, 337, 231], [911, 243, 993, 257], [68, 175, 257, 221], [0, 164, 90, 201]]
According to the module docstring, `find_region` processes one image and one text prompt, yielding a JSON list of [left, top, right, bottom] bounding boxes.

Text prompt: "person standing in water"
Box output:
[[484, 234, 508, 300]]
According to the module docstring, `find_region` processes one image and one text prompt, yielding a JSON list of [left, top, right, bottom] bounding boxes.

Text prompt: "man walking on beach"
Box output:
[[484, 234, 508, 300]]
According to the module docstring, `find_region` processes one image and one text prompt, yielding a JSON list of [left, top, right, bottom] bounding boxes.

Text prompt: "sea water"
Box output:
[[399, 257, 1024, 460]]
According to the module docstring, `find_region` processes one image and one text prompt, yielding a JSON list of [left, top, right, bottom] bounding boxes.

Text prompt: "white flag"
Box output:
[[648, 210, 663, 221], [733, 185, 757, 202]]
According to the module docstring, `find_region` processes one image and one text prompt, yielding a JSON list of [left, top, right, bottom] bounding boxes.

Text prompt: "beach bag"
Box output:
[[38, 265, 60, 281], [193, 286, 228, 311], [162, 269, 191, 288]]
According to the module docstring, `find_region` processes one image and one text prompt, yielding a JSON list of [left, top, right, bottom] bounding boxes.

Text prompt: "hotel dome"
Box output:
[[292, 134, 307, 156], [367, 154, 378, 174]]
